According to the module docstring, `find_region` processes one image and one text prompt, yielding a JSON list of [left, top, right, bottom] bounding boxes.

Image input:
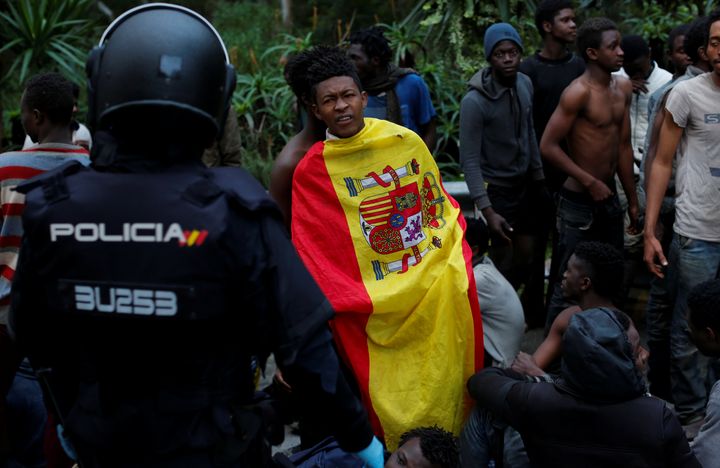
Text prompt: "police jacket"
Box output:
[[9, 153, 373, 461]]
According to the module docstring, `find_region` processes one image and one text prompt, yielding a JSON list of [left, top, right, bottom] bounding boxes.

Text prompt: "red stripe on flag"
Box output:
[[439, 177, 484, 370], [0, 265, 14, 282], [291, 141, 384, 440]]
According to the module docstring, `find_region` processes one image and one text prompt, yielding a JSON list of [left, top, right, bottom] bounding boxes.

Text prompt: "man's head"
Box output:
[[705, 9, 720, 76], [621, 35, 652, 79], [688, 279, 720, 358], [305, 48, 367, 138], [464, 217, 490, 259], [684, 16, 709, 67], [385, 426, 459, 468], [534, 0, 577, 43], [666, 24, 691, 75], [21, 72, 74, 144], [561, 308, 648, 402], [561, 241, 623, 303], [484, 23, 523, 82], [348, 26, 392, 81], [286, 45, 345, 107], [576, 17, 623, 71]]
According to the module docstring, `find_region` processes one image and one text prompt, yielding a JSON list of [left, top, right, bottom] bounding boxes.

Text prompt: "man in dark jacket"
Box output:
[[460, 22, 549, 328], [467, 308, 700, 467]]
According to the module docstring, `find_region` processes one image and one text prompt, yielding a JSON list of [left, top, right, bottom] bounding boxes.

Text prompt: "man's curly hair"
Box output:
[[572, 241, 624, 301], [285, 45, 351, 104], [684, 17, 709, 65], [576, 17, 617, 62], [300, 46, 362, 103], [349, 26, 392, 66], [399, 425, 459, 468]]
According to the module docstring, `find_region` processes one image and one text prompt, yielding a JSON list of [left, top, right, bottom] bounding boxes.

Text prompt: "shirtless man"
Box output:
[[541, 17, 638, 328], [269, 46, 329, 226]]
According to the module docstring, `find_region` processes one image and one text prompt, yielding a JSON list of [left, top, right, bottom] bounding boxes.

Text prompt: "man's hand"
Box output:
[[586, 178, 613, 201], [482, 207, 513, 244], [643, 233, 668, 278], [626, 203, 640, 235], [511, 352, 546, 377], [629, 78, 649, 95]]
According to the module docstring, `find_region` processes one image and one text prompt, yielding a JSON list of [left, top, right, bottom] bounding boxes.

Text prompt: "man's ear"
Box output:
[[586, 48, 598, 62], [311, 103, 322, 122], [361, 90, 368, 109], [580, 276, 592, 292], [32, 109, 44, 126], [708, 327, 718, 343], [542, 20, 553, 35], [370, 56, 382, 69], [698, 46, 709, 63]]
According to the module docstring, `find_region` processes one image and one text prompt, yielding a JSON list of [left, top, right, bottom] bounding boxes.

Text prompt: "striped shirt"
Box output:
[[0, 143, 90, 324]]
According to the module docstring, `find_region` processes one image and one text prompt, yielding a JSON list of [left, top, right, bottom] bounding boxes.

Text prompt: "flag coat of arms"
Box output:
[[291, 118, 483, 449]]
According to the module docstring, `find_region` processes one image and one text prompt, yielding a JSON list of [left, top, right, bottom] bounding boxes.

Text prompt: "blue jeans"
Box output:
[[667, 233, 720, 422], [546, 189, 624, 332]]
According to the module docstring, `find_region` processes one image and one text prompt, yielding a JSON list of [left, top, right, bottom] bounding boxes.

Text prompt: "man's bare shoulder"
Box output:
[[552, 305, 583, 333], [612, 74, 634, 97], [559, 77, 592, 109], [275, 132, 318, 170]]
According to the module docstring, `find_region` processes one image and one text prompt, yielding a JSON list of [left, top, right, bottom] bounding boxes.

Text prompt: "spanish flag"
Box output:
[[291, 118, 483, 449]]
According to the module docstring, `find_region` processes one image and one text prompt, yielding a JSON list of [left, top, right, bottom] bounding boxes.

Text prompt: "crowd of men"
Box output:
[[0, 0, 718, 467]]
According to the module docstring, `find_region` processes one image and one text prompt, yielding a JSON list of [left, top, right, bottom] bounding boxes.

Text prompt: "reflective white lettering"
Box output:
[[74, 285, 94, 310], [130, 223, 156, 242], [163, 223, 185, 243], [74, 223, 98, 242], [99, 224, 123, 242], [72, 285, 178, 317], [50, 224, 73, 241]]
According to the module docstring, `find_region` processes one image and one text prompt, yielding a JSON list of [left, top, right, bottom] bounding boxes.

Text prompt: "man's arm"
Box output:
[[459, 95, 512, 243], [617, 79, 639, 233], [643, 112, 683, 278], [540, 83, 613, 201], [269, 147, 298, 228], [531, 305, 580, 369]]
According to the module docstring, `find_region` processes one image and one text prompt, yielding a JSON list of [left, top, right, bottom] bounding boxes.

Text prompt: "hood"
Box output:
[[557, 308, 646, 403], [467, 68, 509, 100]]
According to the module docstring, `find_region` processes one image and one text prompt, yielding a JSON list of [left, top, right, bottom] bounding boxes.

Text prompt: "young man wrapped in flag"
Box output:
[[290, 47, 483, 450]]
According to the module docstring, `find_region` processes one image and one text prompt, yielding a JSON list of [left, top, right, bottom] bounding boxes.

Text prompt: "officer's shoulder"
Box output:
[[208, 166, 278, 213], [15, 160, 88, 195]]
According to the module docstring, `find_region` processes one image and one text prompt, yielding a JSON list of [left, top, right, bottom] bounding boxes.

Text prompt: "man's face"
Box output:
[[312, 75, 367, 138], [385, 437, 436, 468], [489, 40, 521, 81], [561, 254, 587, 300], [548, 8, 577, 44], [707, 20, 720, 76], [689, 318, 720, 358], [623, 54, 651, 80], [591, 29, 624, 72], [626, 322, 649, 375], [348, 43, 373, 81], [20, 92, 39, 143], [668, 34, 691, 74]]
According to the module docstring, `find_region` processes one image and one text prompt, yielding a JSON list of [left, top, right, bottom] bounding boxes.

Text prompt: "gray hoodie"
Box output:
[[459, 68, 544, 210]]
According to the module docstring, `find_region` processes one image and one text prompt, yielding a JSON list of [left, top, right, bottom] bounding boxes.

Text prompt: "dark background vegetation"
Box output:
[[0, 0, 716, 185]]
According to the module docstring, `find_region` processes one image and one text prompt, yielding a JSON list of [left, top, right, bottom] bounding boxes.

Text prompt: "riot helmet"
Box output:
[[86, 3, 235, 146]]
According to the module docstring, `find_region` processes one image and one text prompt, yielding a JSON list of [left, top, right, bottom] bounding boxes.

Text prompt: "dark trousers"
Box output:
[[546, 189, 624, 332]]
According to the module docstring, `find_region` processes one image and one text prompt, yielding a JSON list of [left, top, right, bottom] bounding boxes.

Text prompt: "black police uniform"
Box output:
[[9, 156, 373, 466]]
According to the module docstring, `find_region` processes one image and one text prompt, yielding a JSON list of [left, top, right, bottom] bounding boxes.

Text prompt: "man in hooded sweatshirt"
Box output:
[[460, 23, 549, 329], [468, 308, 700, 467]]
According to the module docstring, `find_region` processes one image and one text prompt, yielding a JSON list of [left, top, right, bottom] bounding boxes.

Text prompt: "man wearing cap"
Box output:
[[460, 23, 548, 328]]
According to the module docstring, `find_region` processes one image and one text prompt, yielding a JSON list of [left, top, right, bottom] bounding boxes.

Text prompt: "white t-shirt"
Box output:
[[666, 73, 720, 242]]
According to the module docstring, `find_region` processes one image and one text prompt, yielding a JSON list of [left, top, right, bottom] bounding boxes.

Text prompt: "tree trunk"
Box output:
[[280, 0, 292, 28]]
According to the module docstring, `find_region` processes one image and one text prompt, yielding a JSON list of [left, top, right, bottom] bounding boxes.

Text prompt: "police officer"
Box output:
[[9, 4, 383, 467]]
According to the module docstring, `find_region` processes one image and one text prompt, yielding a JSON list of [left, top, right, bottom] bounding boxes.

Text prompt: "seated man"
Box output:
[[512, 241, 625, 374], [465, 217, 525, 368], [687, 279, 720, 463], [468, 308, 699, 467], [290, 48, 483, 449]]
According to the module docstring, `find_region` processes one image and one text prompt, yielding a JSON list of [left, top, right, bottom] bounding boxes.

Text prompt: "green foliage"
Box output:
[[620, 1, 713, 44], [0, 0, 96, 87]]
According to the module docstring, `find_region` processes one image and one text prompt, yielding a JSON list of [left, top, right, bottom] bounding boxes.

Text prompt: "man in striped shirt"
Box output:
[[0, 73, 90, 445]]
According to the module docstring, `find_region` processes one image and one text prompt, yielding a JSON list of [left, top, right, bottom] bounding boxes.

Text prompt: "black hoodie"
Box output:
[[459, 68, 544, 210], [468, 308, 700, 467]]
